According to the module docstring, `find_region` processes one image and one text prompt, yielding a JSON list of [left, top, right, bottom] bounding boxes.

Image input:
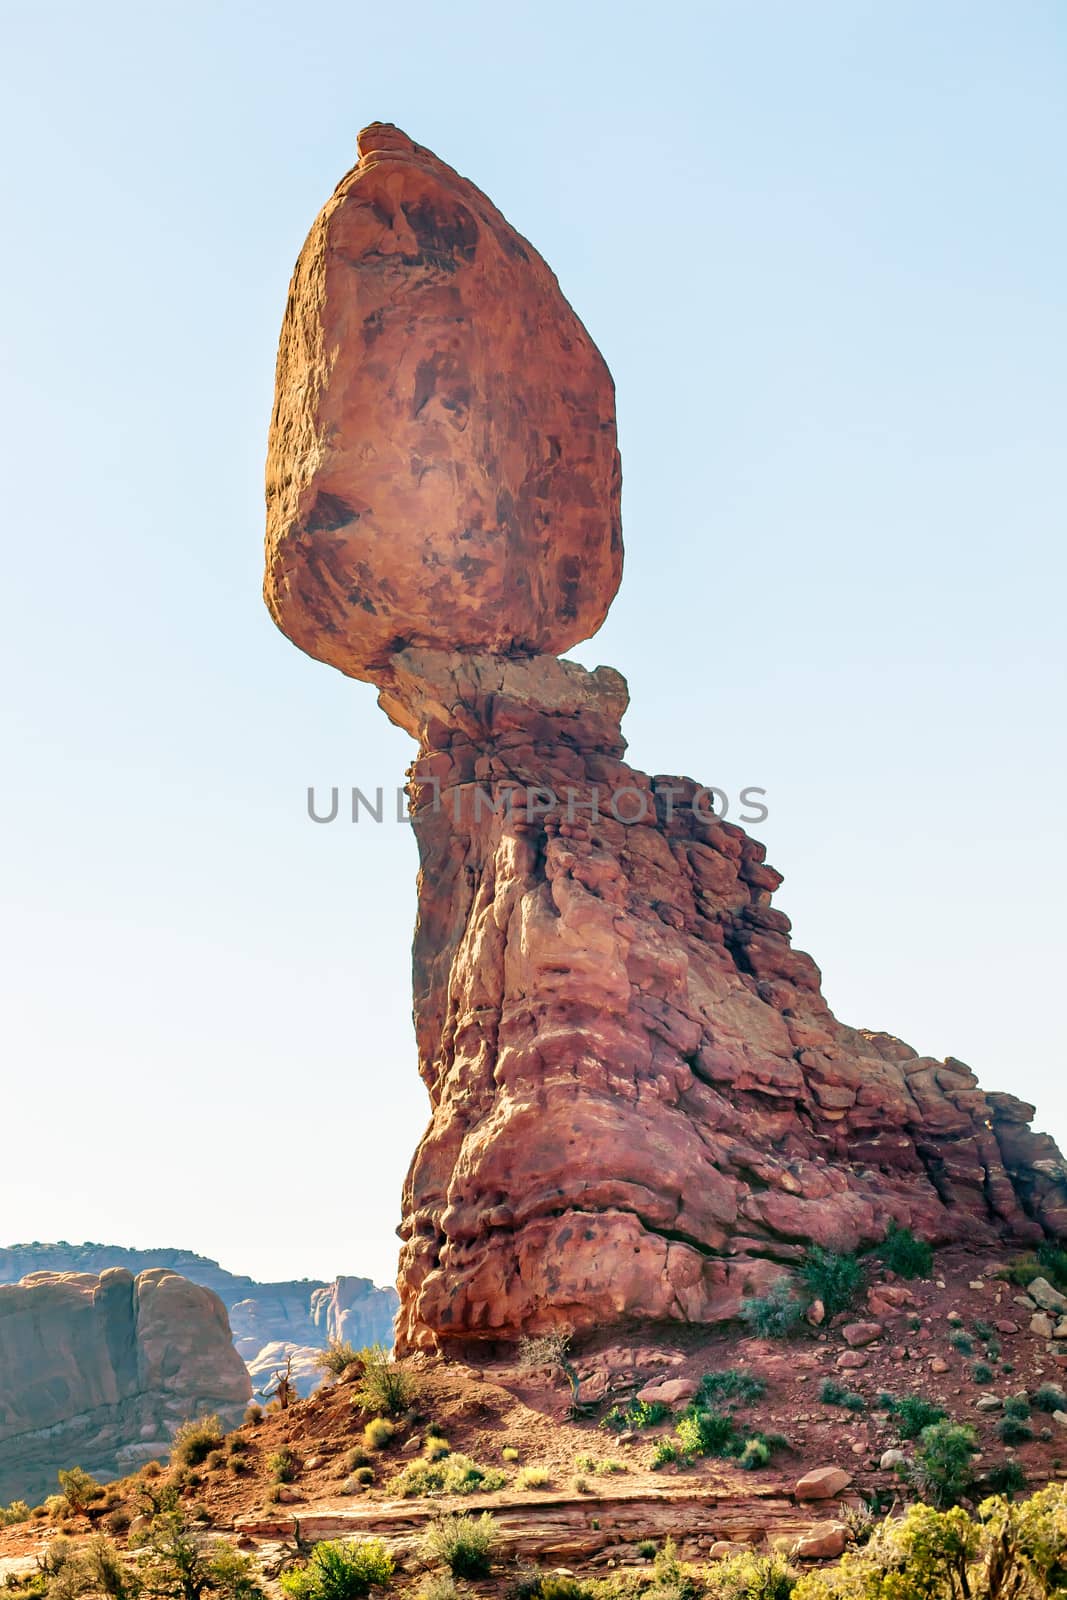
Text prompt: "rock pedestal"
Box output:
[[380, 652, 1067, 1351]]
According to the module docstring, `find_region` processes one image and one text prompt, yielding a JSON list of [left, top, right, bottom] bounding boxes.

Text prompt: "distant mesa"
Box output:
[[0, 1244, 398, 1398], [0, 1267, 249, 1505]]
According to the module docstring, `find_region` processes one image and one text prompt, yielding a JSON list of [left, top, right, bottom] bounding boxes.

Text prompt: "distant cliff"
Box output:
[[0, 1244, 399, 1395], [0, 1269, 250, 1504]]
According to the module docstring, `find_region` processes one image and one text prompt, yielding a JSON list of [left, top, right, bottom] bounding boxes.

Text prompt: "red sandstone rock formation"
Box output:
[[379, 651, 1067, 1351], [265, 124, 621, 681], [265, 126, 1067, 1356]]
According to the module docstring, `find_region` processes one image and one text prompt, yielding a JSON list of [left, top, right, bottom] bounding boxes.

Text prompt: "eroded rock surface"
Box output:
[[385, 653, 1067, 1351], [0, 1269, 251, 1502], [265, 123, 621, 680]]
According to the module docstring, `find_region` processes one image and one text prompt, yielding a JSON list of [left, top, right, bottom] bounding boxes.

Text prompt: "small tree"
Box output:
[[57, 1466, 100, 1514], [314, 1340, 361, 1379], [517, 1330, 593, 1417], [352, 1346, 415, 1417]]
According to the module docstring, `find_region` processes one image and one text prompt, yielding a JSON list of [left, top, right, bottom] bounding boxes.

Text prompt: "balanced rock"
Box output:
[[0, 1269, 250, 1503], [265, 123, 622, 680]]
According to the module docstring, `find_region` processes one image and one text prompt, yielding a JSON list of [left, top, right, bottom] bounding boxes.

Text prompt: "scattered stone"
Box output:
[[842, 1322, 883, 1348], [995, 1320, 1020, 1334], [1031, 1313, 1054, 1338], [930, 1358, 950, 1374], [837, 1351, 868, 1370], [806, 1299, 826, 1327], [636, 1377, 698, 1406], [1052, 1412, 1067, 1429], [792, 1524, 849, 1560], [970, 1281, 985, 1291], [947, 1311, 964, 1326], [880, 1448, 906, 1469], [1028, 1278, 1067, 1314], [795, 1467, 851, 1501], [975, 1396, 1003, 1412], [1014, 1295, 1038, 1309]]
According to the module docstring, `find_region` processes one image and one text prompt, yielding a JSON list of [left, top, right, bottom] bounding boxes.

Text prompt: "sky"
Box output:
[[1, 1, 1064, 1289]]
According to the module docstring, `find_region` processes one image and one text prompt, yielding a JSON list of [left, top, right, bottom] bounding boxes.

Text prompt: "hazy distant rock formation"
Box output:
[[0, 1269, 250, 1504], [266, 124, 1067, 1355], [0, 1245, 399, 1387]]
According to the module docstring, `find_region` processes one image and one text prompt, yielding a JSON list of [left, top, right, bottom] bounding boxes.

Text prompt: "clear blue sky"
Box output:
[[1, 2, 1064, 1287]]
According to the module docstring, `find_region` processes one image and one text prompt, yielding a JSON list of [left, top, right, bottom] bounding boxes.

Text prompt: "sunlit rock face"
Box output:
[[265, 123, 622, 681]]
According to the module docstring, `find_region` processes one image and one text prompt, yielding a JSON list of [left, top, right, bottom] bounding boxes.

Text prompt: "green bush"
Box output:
[[352, 1347, 415, 1418], [267, 1449, 297, 1484], [393, 1452, 506, 1498], [904, 1422, 978, 1508], [996, 1416, 1034, 1446], [0, 1499, 31, 1527], [57, 1467, 101, 1514], [741, 1278, 805, 1339], [133, 1508, 266, 1600], [970, 1362, 993, 1384], [706, 1552, 797, 1600], [799, 1247, 862, 1317], [973, 1319, 994, 1342], [421, 1512, 498, 1579], [1004, 1394, 1032, 1420], [280, 1539, 393, 1600], [538, 1578, 586, 1600], [515, 1465, 551, 1489], [171, 1416, 224, 1469], [313, 1340, 361, 1379], [1037, 1241, 1067, 1291], [881, 1393, 948, 1440], [636, 1540, 657, 1560], [675, 1409, 741, 1458], [602, 1399, 671, 1431], [650, 1438, 681, 1470], [1033, 1382, 1067, 1413], [878, 1223, 933, 1279], [363, 1418, 395, 1451], [739, 1438, 771, 1470], [949, 1330, 974, 1355], [984, 1460, 1027, 1498], [818, 1379, 865, 1411], [696, 1369, 766, 1408], [651, 1537, 701, 1600]]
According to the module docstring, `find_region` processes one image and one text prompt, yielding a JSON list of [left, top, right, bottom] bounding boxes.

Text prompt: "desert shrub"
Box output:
[[501, 1446, 520, 1462], [1037, 1241, 1067, 1291], [973, 1319, 994, 1341], [882, 1393, 948, 1440], [705, 1552, 797, 1600], [741, 1279, 805, 1339], [651, 1438, 681, 1469], [602, 1399, 671, 1431], [352, 1347, 415, 1418], [696, 1369, 766, 1408], [1034, 1382, 1067, 1413], [363, 1418, 395, 1451], [421, 1512, 498, 1579], [345, 1447, 373, 1471], [171, 1416, 224, 1470], [572, 1474, 591, 1494], [423, 1437, 450, 1463], [267, 1449, 298, 1484], [739, 1438, 771, 1470], [1004, 1393, 1032, 1420], [878, 1223, 933, 1279], [280, 1539, 393, 1600], [244, 1405, 263, 1426], [636, 1540, 658, 1559], [799, 1247, 862, 1317], [417, 1579, 459, 1600], [515, 1465, 552, 1490], [651, 1537, 701, 1600], [949, 1330, 974, 1355], [538, 1579, 586, 1600], [996, 1416, 1034, 1446], [595, 1458, 625, 1475], [0, 1500, 30, 1527], [57, 1467, 101, 1514], [314, 1340, 361, 1379], [104, 1507, 132, 1536], [676, 1409, 741, 1458], [971, 1362, 993, 1384], [205, 1450, 227, 1472], [133, 1508, 265, 1600], [818, 1379, 865, 1411], [984, 1460, 1027, 1498], [904, 1422, 978, 1508], [142, 1460, 163, 1478], [394, 1452, 505, 1498]]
